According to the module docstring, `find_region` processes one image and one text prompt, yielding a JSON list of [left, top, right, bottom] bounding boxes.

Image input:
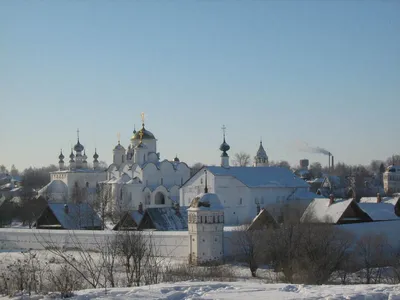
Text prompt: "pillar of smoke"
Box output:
[[297, 141, 332, 169]]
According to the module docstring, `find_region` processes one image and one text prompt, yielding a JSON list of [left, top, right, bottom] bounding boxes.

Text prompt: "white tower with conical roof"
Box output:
[[188, 170, 224, 265], [253, 140, 269, 167]]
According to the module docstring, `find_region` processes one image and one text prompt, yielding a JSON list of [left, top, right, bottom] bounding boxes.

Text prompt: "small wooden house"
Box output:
[[248, 209, 278, 231], [35, 203, 102, 230], [113, 210, 144, 231], [358, 194, 400, 221], [301, 196, 373, 224]]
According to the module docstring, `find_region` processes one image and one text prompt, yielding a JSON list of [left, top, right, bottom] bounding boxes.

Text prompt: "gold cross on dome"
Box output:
[[141, 112, 145, 125], [139, 130, 144, 140]]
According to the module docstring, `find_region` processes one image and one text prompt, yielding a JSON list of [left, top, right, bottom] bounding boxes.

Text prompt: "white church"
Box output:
[[38, 131, 107, 202], [40, 113, 316, 226], [103, 114, 191, 212], [180, 130, 315, 225]]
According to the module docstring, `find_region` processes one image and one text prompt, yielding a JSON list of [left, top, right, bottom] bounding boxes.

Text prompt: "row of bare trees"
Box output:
[[232, 221, 400, 285]]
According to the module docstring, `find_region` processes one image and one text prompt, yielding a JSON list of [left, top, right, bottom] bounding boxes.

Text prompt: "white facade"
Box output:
[[39, 134, 107, 203], [180, 134, 312, 225], [105, 120, 191, 213], [188, 192, 224, 265], [383, 165, 400, 195]]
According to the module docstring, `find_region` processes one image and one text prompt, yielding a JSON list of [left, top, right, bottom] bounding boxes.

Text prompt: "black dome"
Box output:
[[74, 140, 84, 152]]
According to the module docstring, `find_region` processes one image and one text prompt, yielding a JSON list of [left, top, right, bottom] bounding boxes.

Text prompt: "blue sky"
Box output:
[[1, 0, 399, 171]]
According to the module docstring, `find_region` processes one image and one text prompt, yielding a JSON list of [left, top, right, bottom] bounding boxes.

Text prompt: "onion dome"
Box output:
[[69, 149, 75, 162], [74, 140, 84, 152], [58, 150, 65, 161], [131, 126, 156, 141], [174, 155, 180, 162], [219, 136, 230, 157], [114, 142, 125, 151], [82, 150, 88, 162], [93, 149, 99, 162]]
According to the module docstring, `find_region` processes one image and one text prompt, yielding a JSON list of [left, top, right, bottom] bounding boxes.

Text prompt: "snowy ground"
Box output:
[[4, 281, 400, 300]]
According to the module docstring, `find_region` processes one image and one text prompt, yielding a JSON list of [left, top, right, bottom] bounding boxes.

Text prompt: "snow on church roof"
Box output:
[[206, 166, 309, 188], [138, 207, 188, 231]]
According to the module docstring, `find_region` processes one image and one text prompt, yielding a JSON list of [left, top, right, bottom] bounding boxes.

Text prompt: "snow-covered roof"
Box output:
[[359, 196, 399, 205], [38, 180, 68, 195], [188, 193, 224, 211], [40, 203, 102, 230], [358, 203, 399, 221], [205, 166, 309, 188], [301, 198, 354, 224], [138, 207, 188, 231], [108, 173, 131, 184]]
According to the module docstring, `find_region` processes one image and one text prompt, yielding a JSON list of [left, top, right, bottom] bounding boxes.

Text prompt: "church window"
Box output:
[[239, 198, 243, 205], [86, 182, 89, 188], [205, 216, 207, 223], [143, 154, 146, 161], [200, 178, 203, 184], [200, 216, 203, 223]]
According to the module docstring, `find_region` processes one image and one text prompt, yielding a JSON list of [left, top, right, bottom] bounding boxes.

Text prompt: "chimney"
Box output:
[[64, 204, 69, 214], [175, 202, 180, 215], [328, 194, 335, 206], [331, 156, 334, 171], [138, 202, 143, 214], [377, 193, 382, 203], [328, 153, 331, 170]]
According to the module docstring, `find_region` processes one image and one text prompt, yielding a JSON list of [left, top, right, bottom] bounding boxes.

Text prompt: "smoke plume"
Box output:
[[297, 141, 331, 156]]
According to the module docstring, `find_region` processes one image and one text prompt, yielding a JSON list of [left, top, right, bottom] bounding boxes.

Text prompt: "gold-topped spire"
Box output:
[[141, 112, 145, 127]]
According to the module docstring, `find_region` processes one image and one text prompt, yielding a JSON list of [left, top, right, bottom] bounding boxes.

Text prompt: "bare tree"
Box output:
[[190, 163, 204, 177], [232, 152, 251, 167], [231, 224, 266, 277], [93, 183, 112, 230], [355, 233, 390, 284]]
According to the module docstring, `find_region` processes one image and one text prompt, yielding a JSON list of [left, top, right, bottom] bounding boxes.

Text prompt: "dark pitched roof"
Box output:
[[248, 209, 278, 231], [138, 207, 188, 231], [37, 203, 101, 230], [113, 210, 144, 231]]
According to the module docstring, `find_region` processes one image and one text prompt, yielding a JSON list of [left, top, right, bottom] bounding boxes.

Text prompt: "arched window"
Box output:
[[86, 182, 89, 188], [239, 198, 242, 205], [205, 216, 207, 223], [200, 216, 203, 223]]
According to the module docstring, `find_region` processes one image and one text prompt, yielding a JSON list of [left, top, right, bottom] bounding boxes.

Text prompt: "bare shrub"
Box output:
[[114, 230, 155, 287], [355, 233, 390, 284], [47, 264, 83, 298], [0, 250, 49, 297], [231, 225, 267, 277], [296, 224, 354, 284], [163, 263, 236, 282]]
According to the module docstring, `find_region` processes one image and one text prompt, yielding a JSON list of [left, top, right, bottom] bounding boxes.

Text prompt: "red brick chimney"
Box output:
[[377, 193, 382, 203], [329, 194, 335, 206]]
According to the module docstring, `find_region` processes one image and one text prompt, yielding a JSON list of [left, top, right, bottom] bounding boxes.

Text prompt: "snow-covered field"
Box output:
[[4, 281, 400, 299]]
